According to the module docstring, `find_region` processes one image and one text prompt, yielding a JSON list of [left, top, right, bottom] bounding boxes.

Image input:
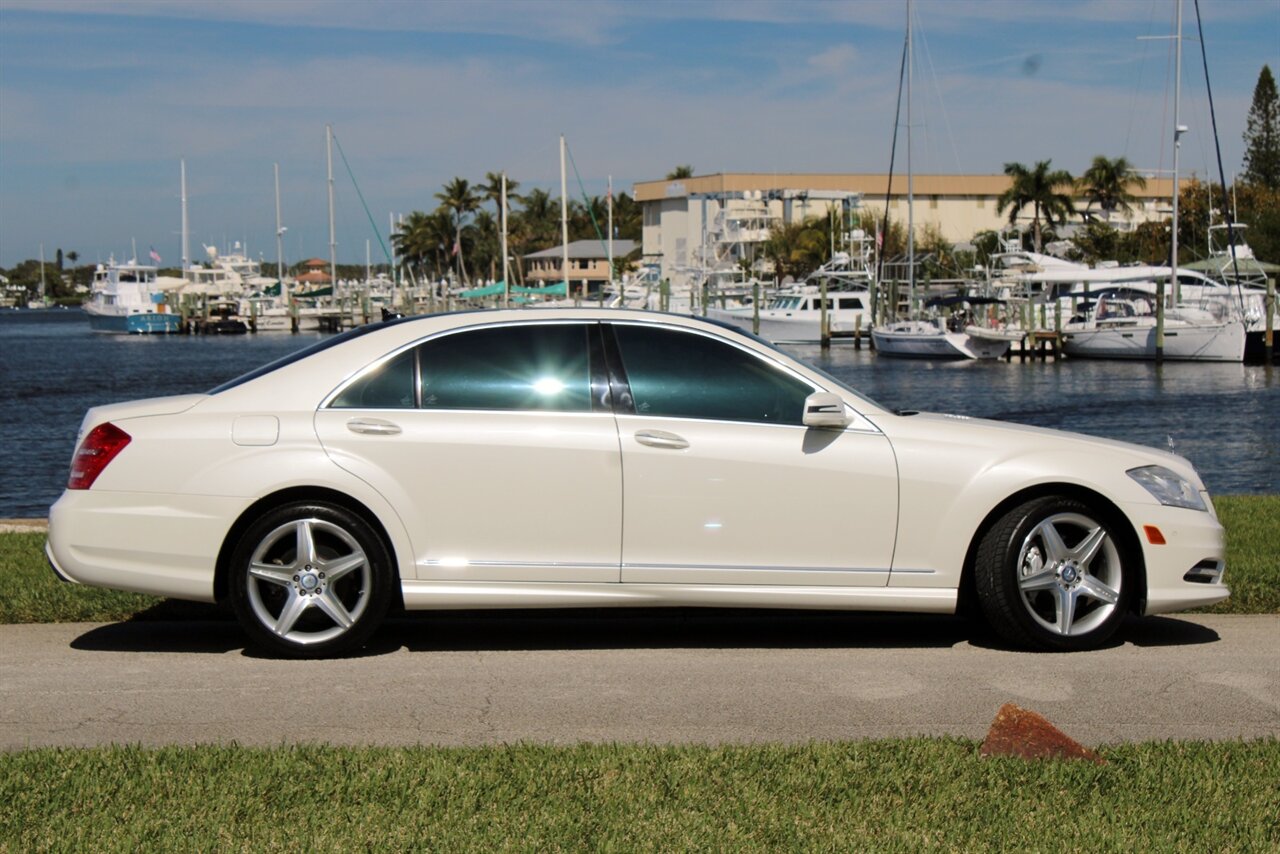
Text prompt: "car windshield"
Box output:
[[208, 316, 419, 394]]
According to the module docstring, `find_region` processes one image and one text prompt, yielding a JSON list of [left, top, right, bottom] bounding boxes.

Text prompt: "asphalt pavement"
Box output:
[[1, 611, 1276, 750]]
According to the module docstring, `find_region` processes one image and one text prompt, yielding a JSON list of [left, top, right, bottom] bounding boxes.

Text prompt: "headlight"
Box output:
[[1127, 465, 1207, 511]]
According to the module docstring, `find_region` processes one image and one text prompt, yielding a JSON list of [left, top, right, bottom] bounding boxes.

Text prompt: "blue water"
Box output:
[[2, 309, 1277, 517]]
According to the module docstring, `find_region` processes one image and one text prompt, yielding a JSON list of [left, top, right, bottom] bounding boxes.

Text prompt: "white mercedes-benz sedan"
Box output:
[[47, 309, 1228, 657]]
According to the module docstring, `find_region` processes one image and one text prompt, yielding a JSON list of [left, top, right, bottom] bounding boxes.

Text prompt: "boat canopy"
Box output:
[[925, 295, 1005, 307]]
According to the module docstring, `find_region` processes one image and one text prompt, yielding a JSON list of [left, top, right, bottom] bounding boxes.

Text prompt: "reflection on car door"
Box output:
[[315, 321, 623, 583], [609, 322, 897, 587]]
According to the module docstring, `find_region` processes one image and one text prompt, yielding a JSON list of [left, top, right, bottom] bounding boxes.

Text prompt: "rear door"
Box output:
[[315, 321, 623, 583]]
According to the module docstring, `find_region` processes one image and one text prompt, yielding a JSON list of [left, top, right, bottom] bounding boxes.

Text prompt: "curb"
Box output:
[[0, 519, 48, 534]]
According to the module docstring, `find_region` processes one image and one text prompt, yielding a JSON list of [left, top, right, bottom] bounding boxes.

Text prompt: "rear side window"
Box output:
[[611, 324, 813, 425], [329, 350, 416, 409], [419, 324, 592, 412]]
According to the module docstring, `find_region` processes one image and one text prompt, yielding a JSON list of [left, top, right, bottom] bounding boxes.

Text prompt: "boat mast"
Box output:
[[275, 162, 287, 303], [180, 159, 189, 272], [560, 134, 570, 300], [1160, 0, 1185, 362], [906, 0, 915, 319], [327, 124, 337, 290], [501, 172, 510, 308], [607, 175, 615, 295]]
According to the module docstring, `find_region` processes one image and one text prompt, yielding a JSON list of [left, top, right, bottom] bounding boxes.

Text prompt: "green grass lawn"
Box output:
[[3, 495, 1275, 624], [2, 740, 1277, 851]]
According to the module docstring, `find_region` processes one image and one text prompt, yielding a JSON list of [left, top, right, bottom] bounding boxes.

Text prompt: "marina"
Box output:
[[1, 308, 1276, 520]]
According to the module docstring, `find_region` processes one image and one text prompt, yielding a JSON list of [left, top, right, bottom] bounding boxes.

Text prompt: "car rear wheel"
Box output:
[[975, 495, 1132, 651], [229, 502, 394, 658]]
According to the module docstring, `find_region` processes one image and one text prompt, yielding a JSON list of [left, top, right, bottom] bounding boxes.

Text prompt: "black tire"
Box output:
[[975, 495, 1132, 651], [228, 502, 395, 658]]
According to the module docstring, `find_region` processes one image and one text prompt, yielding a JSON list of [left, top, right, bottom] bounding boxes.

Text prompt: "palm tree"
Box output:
[[612, 192, 641, 240], [996, 160, 1075, 252], [515, 187, 560, 250], [434, 177, 480, 282], [469, 210, 501, 282], [1077, 155, 1148, 221], [666, 165, 695, 180], [477, 171, 522, 243]]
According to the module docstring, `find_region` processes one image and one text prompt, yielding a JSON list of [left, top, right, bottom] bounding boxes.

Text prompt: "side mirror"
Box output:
[[802, 392, 852, 429]]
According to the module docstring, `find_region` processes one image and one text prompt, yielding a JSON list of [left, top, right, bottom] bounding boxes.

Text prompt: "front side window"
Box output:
[[419, 323, 592, 412], [611, 324, 812, 425]]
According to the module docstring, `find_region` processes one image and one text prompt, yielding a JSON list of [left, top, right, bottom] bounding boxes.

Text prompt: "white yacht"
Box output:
[[707, 236, 877, 344], [83, 259, 181, 334]]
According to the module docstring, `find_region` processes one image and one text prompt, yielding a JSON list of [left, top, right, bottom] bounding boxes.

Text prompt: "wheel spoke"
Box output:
[[294, 520, 317, 567], [1055, 586, 1079, 636], [314, 590, 354, 629], [1079, 573, 1120, 605], [274, 590, 310, 636], [1069, 526, 1108, 570], [249, 563, 295, 588], [321, 551, 367, 583], [1018, 566, 1059, 592], [1034, 519, 1070, 563]]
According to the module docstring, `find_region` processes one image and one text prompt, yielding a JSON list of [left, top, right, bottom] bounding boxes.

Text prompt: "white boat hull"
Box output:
[[707, 307, 870, 344], [1063, 320, 1246, 362], [872, 321, 1011, 360]]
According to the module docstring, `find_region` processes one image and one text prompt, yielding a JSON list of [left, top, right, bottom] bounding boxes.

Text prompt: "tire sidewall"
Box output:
[[228, 502, 394, 658], [978, 496, 1133, 652]]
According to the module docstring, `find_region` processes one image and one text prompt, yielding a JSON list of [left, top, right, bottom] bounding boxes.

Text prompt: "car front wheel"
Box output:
[[975, 496, 1132, 651], [228, 502, 394, 658]]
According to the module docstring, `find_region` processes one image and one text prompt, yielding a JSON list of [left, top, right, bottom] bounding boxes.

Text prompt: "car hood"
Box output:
[[872, 410, 1204, 486]]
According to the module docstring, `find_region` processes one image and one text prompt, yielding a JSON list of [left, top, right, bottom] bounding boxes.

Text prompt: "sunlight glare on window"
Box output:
[[532, 377, 565, 396]]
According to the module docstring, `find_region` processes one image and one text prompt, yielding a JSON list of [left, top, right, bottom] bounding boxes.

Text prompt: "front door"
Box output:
[[609, 322, 898, 587]]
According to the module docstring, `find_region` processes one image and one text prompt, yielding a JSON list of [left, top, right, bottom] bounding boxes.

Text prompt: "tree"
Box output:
[[665, 165, 694, 180], [996, 160, 1075, 252], [766, 217, 829, 284], [434, 177, 480, 282], [477, 172, 522, 242], [1242, 65, 1280, 189], [612, 192, 641, 240], [1077, 155, 1148, 220]]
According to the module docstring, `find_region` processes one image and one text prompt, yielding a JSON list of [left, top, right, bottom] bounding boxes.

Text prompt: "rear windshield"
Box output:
[[209, 317, 417, 394]]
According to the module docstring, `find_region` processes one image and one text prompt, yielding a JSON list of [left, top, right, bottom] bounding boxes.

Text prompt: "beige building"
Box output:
[[524, 239, 638, 293], [633, 172, 1175, 286]]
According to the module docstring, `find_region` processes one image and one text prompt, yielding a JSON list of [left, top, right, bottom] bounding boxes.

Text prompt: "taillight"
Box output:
[[68, 422, 131, 490]]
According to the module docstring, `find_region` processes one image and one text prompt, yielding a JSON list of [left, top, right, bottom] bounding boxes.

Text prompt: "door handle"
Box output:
[[634, 430, 689, 450], [346, 418, 402, 436]]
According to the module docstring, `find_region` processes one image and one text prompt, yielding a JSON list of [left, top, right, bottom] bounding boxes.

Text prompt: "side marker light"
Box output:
[[1143, 525, 1167, 545]]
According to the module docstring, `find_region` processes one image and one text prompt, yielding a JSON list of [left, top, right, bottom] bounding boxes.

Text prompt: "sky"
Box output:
[[1, 0, 1276, 268]]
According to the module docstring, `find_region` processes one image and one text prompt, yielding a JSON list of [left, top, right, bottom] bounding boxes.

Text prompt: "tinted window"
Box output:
[[330, 349, 416, 409], [211, 316, 418, 394], [612, 325, 812, 425], [419, 324, 591, 412]]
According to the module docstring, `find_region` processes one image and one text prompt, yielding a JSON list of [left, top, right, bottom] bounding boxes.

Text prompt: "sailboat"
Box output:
[[1060, 0, 1246, 363], [870, 2, 1012, 360]]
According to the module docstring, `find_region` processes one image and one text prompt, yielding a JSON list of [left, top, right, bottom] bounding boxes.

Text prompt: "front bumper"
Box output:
[[1130, 500, 1229, 615]]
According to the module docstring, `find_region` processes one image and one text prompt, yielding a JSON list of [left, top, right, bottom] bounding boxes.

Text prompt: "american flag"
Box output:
[[149, 246, 162, 264]]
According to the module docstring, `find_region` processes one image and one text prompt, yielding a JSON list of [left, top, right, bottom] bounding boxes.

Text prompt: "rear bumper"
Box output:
[[47, 489, 243, 603]]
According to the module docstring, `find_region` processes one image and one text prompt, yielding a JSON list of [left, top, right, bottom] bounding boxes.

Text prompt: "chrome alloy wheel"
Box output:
[[1015, 512, 1122, 637], [245, 518, 372, 646]]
